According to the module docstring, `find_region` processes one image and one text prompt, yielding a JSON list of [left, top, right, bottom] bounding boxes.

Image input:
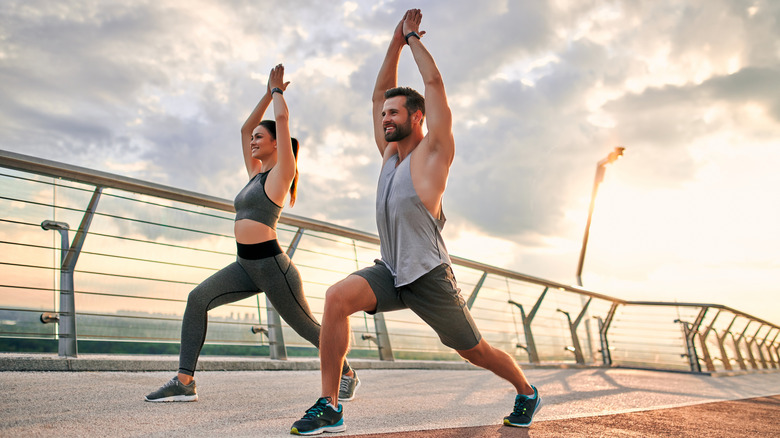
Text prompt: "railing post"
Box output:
[[465, 272, 488, 310], [766, 330, 780, 369], [41, 221, 75, 357], [39, 187, 102, 358], [264, 228, 307, 360], [729, 330, 748, 370], [698, 310, 720, 372], [508, 287, 547, 364], [744, 324, 762, 369], [734, 321, 752, 369], [557, 297, 591, 365], [757, 328, 775, 369], [347, 240, 393, 361], [372, 313, 394, 361], [675, 307, 707, 373], [715, 315, 739, 371], [774, 340, 780, 368], [598, 303, 619, 366]]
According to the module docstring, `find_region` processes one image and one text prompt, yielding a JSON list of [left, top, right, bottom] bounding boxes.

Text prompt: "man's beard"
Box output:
[[384, 118, 413, 142]]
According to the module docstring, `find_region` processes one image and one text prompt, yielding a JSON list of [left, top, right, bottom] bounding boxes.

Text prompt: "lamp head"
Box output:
[[606, 146, 625, 164], [41, 220, 70, 231]]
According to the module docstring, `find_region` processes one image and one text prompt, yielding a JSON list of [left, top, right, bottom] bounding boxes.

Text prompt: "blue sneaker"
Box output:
[[290, 397, 346, 435], [503, 386, 542, 427]]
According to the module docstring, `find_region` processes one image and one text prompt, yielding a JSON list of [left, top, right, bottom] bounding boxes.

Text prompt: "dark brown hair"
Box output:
[[384, 87, 425, 125], [258, 120, 299, 206]]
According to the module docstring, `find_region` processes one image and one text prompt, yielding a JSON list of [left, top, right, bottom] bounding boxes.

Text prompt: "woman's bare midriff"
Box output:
[[234, 219, 277, 244]]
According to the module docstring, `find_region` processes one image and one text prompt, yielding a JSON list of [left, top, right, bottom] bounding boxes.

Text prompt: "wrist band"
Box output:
[[404, 31, 421, 45], [271, 87, 284, 95]]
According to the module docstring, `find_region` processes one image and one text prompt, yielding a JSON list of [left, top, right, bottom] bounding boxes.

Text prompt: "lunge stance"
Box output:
[[290, 10, 541, 435], [145, 65, 360, 403]]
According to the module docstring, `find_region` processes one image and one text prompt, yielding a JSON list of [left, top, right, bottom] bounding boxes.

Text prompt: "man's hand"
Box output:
[[402, 9, 425, 39], [391, 10, 408, 45]]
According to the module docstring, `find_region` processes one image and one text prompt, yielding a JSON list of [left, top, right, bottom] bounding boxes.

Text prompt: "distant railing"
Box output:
[[1, 149, 778, 373]]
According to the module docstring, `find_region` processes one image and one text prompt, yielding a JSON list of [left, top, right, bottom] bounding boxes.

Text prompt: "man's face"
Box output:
[[382, 96, 413, 142]]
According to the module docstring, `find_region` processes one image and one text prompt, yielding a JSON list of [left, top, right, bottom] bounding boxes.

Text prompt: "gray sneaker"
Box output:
[[145, 376, 198, 402], [338, 370, 360, 402]]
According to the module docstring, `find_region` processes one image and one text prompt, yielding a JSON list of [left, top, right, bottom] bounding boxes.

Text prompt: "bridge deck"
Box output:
[[1, 354, 778, 437]]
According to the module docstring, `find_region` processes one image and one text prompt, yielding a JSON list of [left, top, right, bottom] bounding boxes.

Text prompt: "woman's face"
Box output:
[[250, 125, 276, 160]]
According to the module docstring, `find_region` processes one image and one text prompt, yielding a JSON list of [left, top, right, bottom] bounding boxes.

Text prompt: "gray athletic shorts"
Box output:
[[353, 260, 482, 351]]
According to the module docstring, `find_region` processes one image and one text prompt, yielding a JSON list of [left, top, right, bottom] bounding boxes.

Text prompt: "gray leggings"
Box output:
[[178, 249, 350, 376]]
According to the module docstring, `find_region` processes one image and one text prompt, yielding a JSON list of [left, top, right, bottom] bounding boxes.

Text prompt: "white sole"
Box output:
[[292, 424, 346, 435]]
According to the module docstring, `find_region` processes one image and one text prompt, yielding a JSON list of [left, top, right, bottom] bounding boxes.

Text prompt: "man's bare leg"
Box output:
[[457, 339, 534, 396], [320, 275, 378, 404]]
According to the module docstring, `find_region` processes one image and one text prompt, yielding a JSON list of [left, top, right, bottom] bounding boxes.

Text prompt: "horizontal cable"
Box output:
[[0, 262, 199, 285], [0, 195, 233, 239], [0, 241, 220, 272]]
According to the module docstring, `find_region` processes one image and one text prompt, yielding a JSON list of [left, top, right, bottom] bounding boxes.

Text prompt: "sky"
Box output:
[[1, 0, 779, 323]]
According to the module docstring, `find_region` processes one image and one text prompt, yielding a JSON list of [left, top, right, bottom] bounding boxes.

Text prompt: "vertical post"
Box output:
[[715, 314, 739, 371], [508, 287, 547, 364], [557, 298, 591, 365], [756, 327, 775, 369], [729, 331, 747, 371], [466, 272, 488, 310], [744, 324, 762, 369], [346, 239, 394, 361], [676, 307, 708, 373], [766, 330, 780, 369], [698, 310, 720, 372], [598, 303, 619, 366], [372, 313, 394, 361], [39, 186, 102, 358], [42, 221, 75, 357], [265, 227, 306, 360], [734, 321, 752, 370], [773, 335, 780, 369], [677, 321, 698, 372]]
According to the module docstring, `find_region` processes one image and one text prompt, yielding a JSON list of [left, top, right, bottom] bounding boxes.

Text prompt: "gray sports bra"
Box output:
[[234, 170, 282, 229]]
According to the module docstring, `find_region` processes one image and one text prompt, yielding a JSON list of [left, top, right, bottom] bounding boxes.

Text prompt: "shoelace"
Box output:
[[302, 401, 328, 420], [512, 396, 529, 416], [339, 375, 352, 393]]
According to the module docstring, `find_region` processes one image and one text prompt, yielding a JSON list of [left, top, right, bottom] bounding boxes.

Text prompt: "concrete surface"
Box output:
[[1, 355, 779, 437]]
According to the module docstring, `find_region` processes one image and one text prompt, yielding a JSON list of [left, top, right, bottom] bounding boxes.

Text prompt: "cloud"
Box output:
[[2, 0, 780, 321]]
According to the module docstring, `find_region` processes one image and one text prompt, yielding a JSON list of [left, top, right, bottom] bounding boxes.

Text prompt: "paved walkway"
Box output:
[[1, 355, 779, 437]]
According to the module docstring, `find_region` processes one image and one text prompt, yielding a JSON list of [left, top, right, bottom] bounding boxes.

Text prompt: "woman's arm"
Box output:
[[240, 82, 273, 177], [265, 64, 297, 206]]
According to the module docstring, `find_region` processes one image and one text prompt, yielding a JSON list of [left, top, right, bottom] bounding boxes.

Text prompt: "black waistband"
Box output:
[[237, 240, 283, 260]]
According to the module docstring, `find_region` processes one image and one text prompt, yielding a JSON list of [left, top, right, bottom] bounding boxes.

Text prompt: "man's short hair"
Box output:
[[385, 87, 425, 124]]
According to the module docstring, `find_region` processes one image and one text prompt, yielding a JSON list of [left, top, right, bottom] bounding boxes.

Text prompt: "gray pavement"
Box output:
[[1, 355, 779, 437]]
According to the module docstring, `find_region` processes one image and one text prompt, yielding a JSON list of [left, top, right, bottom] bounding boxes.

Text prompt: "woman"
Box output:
[[145, 64, 359, 402]]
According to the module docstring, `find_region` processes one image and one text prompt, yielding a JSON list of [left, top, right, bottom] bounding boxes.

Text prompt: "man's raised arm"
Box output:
[[404, 10, 454, 165], [372, 12, 409, 157]]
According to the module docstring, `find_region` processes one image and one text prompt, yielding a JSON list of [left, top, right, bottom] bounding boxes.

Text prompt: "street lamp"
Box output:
[[575, 146, 625, 287]]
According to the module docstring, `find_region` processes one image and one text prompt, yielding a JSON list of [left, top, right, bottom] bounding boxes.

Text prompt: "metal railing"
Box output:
[[1, 149, 778, 373]]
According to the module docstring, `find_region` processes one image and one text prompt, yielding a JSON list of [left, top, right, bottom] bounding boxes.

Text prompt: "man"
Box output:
[[290, 9, 541, 436]]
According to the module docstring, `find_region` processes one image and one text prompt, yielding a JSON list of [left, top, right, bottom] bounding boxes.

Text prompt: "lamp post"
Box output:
[[575, 146, 625, 287]]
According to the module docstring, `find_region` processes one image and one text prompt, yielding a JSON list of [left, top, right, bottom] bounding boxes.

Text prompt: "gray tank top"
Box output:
[[376, 153, 451, 287], [234, 170, 282, 229]]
